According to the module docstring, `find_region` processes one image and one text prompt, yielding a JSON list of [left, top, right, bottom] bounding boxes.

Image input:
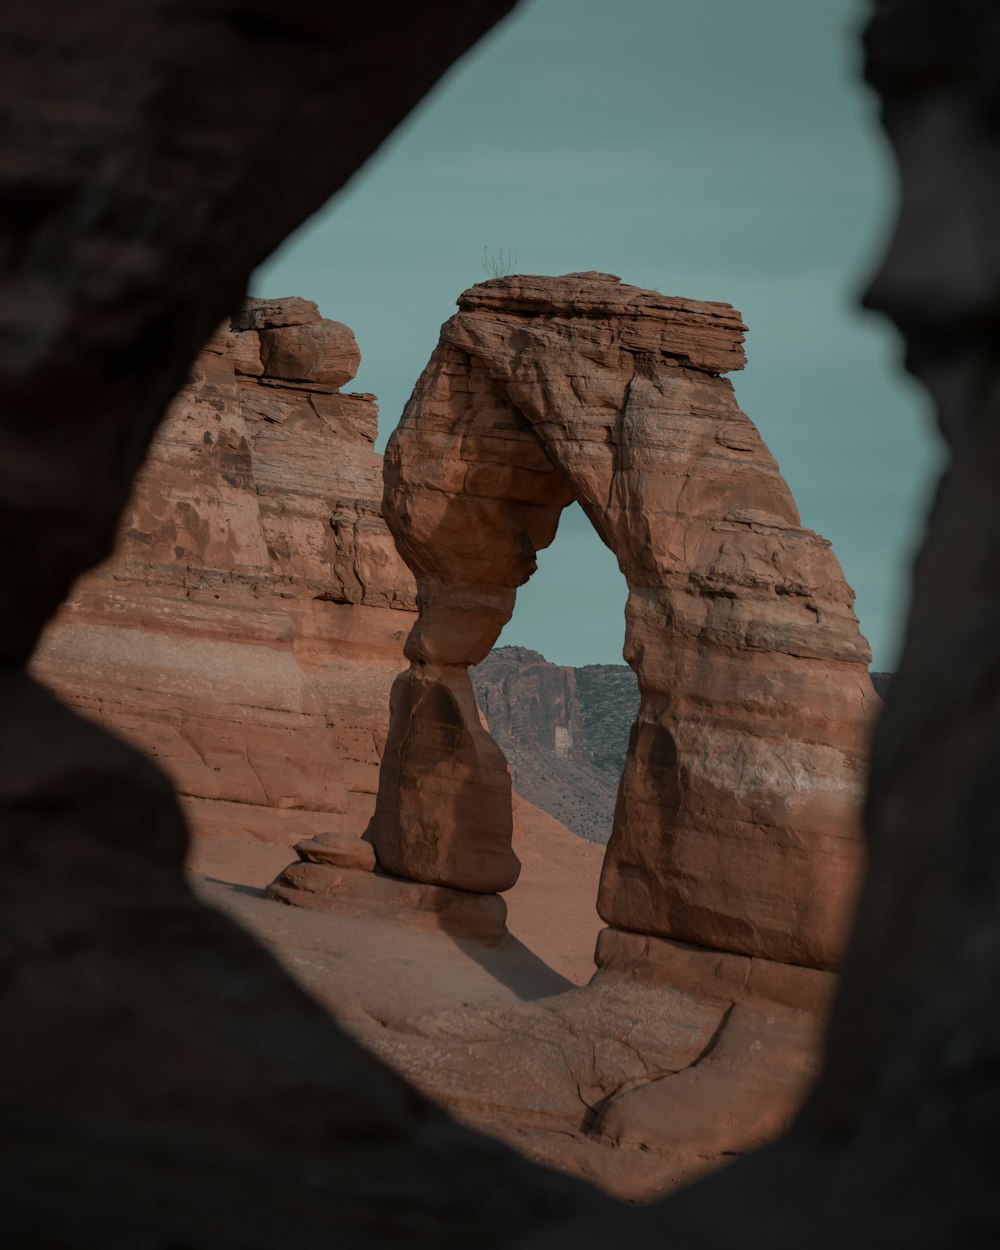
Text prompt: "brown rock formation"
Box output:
[[33, 300, 417, 847], [514, 6, 1000, 1241], [372, 273, 877, 969], [30, 275, 877, 1215], [266, 836, 509, 946], [372, 661, 521, 892]]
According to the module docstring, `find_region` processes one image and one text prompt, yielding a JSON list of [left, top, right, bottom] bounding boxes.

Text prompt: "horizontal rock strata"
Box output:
[[32, 299, 417, 846]]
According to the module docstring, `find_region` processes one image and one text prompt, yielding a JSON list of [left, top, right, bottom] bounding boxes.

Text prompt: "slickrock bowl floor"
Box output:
[[186, 797, 822, 1203]]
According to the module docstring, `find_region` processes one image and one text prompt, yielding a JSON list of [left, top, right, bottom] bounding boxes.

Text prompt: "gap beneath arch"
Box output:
[[470, 500, 639, 848]]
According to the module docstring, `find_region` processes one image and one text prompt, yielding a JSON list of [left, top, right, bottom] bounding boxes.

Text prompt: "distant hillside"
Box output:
[[575, 664, 639, 779], [474, 648, 890, 844], [471, 647, 638, 844], [870, 672, 893, 699]]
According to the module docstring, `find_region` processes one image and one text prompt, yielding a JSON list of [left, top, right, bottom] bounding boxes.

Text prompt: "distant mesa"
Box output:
[[470, 645, 638, 845]]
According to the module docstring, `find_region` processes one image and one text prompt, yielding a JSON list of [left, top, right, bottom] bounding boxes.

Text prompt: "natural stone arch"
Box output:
[[372, 272, 879, 969]]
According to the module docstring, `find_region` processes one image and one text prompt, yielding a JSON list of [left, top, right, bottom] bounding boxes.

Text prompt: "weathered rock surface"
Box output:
[[372, 661, 520, 892], [260, 318, 361, 387], [1, 5, 623, 1242], [375, 272, 878, 968], [19, 280, 905, 1218], [367, 340, 577, 892], [593, 998, 821, 1157], [351, 917, 830, 1180], [474, 647, 584, 758], [267, 853, 509, 946], [526, 8, 1000, 1246], [32, 300, 418, 847]]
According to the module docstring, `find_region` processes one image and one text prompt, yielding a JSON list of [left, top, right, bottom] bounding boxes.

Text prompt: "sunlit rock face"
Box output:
[[33, 299, 418, 846], [375, 272, 878, 968]]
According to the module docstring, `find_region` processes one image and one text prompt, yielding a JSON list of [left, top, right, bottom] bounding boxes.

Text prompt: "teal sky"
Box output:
[[254, 0, 942, 672]]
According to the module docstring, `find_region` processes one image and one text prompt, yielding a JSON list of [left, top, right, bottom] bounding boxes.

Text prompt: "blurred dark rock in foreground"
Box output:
[[2, 0, 999, 1245]]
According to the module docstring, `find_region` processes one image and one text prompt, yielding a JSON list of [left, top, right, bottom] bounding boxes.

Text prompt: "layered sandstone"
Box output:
[[371, 272, 878, 969], [32, 298, 417, 846]]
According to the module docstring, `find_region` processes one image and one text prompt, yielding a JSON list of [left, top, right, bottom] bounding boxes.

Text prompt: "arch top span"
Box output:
[[373, 273, 877, 968]]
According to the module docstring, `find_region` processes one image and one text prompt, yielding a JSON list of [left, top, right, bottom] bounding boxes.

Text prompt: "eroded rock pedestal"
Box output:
[[368, 272, 877, 970]]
